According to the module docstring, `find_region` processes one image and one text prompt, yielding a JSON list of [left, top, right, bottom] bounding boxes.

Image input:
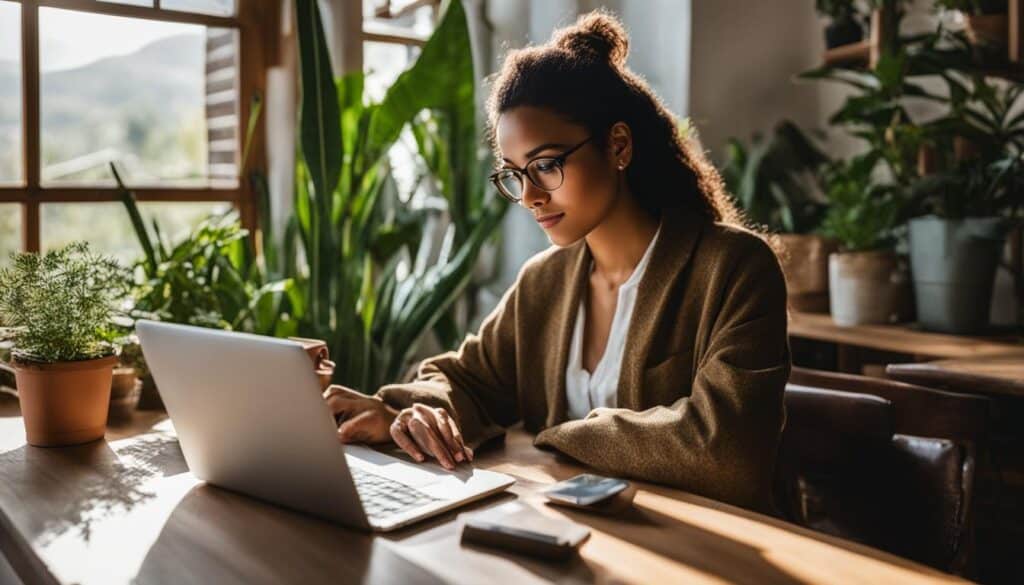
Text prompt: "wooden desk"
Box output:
[[0, 392, 965, 585]]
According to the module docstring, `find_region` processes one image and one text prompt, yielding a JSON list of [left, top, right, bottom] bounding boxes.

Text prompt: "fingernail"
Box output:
[[415, 454, 424, 462], [454, 451, 463, 462]]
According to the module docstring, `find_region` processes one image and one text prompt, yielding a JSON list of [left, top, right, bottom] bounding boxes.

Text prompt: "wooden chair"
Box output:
[[778, 367, 990, 576]]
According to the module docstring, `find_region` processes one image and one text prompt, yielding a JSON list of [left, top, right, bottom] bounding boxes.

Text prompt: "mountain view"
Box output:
[[0, 32, 233, 266]]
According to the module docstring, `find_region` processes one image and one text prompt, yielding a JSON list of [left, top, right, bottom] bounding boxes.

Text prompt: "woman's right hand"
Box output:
[[391, 404, 473, 470]]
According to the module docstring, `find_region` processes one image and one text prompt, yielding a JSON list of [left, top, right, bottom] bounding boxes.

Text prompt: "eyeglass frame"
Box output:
[[489, 136, 595, 203]]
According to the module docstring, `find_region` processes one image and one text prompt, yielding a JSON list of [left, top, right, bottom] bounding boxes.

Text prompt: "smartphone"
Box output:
[[542, 473, 630, 507]]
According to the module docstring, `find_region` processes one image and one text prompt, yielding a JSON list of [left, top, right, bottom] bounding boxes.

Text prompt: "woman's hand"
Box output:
[[391, 404, 473, 470], [323, 385, 398, 445], [322, 386, 473, 471]]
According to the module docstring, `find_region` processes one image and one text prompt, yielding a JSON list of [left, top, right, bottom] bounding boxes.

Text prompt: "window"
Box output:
[[0, 204, 18, 266], [0, 0, 265, 264], [361, 0, 438, 205], [41, 201, 231, 265], [0, 1, 21, 185]]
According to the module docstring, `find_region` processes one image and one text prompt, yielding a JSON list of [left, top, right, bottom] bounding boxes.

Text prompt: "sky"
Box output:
[[0, 1, 228, 73]]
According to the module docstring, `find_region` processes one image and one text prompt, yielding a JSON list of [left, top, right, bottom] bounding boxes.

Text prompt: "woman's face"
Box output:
[[495, 106, 629, 246]]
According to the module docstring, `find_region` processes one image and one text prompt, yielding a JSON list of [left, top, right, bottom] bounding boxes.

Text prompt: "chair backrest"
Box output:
[[778, 368, 991, 576], [789, 367, 989, 444], [776, 385, 896, 548]]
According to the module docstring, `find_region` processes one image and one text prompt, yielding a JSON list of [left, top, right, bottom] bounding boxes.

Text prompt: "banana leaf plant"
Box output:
[[721, 120, 830, 234], [289, 0, 507, 392]]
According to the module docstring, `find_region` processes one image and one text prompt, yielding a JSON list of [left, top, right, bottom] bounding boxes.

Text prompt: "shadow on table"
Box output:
[[133, 483, 453, 585], [0, 433, 185, 547]]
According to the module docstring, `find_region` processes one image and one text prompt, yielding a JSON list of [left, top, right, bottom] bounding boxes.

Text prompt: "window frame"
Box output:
[[1, 0, 271, 254]]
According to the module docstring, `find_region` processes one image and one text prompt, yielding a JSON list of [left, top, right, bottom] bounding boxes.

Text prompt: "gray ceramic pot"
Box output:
[[908, 215, 1008, 334]]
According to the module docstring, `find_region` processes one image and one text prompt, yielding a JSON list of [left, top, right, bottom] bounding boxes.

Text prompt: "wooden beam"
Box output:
[[36, 0, 240, 28], [22, 0, 40, 253], [0, 187, 242, 204], [1011, 0, 1024, 64], [362, 22, 428, 46]]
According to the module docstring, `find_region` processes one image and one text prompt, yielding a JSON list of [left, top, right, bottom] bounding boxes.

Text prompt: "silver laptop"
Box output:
[[136, 319, 515, 532]]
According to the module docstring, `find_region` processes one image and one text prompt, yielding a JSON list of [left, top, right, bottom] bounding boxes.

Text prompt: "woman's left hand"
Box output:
[[323, 385, 398, 445]]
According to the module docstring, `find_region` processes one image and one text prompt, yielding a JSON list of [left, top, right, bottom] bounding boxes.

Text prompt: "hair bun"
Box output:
[[553, 10, 629, 68]]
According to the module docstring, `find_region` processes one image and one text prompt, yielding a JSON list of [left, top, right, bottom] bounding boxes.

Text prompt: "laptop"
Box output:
[[135, 319, 515, 532]]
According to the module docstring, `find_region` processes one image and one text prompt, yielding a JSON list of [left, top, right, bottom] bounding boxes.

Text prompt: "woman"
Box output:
[[324, 10, 790, 511]]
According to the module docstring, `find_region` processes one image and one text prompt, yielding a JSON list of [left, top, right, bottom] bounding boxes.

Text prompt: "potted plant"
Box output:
[[0, 242, 130, 446], [817, 0, 865, 49], [907, 158, 1022, 333], [905, 75, 1024, 333], [722, 120, 836, 313], [820, 155, 913, 326], [935, 0, 1009, 52]]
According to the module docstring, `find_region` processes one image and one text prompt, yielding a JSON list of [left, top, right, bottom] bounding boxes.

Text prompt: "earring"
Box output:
[[617, 161, 626, 170]]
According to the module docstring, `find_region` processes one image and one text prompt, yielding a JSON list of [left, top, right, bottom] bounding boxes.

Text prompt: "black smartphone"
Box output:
[[541, 473, 630, 507]]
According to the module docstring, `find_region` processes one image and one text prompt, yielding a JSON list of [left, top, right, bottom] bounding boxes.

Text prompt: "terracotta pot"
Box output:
[[964, 13, 1008, 49], [829, 250, 913, 326], [777, 234, 838, 314], [110, 366, 138, 400], [108, 379, 142, 422], [10, 354, 117, 447]]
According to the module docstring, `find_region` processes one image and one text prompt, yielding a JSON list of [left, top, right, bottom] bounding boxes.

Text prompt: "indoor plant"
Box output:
[[0, 242, 130, 446], [907, 157, 1022, 333], [820, 155, 913, 326], [722, 120, 836, 312], [286, 0, 507, 392], [906, 75, 1024, 333]]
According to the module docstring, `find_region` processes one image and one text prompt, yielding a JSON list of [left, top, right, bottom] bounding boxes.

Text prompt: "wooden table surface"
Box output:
[[789, 312, 1024, 361], [0, 391, 967, 585], [887, 355, 1024, 398]]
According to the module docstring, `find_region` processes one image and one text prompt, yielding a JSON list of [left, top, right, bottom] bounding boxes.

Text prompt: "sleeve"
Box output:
[[533, 238, 790, 510], [375, 272, 523, 449]]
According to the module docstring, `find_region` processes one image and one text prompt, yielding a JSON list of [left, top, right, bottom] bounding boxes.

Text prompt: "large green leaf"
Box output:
[[295, 0, 341, 200]]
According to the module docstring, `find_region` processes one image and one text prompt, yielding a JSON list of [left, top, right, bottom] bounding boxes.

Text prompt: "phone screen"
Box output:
[[543, 473, 629, 505]]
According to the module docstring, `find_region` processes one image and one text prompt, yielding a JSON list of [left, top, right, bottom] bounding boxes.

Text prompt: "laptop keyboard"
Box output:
[[350, 466, 444, 520]]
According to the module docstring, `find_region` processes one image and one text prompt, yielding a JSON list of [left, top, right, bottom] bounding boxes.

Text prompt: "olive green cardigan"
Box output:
[[376, 206, 791, 511]]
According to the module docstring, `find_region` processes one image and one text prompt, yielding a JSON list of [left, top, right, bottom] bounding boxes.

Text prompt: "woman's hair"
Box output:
[[485, 9, 745, 226]]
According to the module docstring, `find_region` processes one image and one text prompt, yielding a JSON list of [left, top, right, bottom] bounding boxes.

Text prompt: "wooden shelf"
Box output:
[[788, 311, 1024, 361], [823, 39, 871, 68], [821, 1, 1024, 72]]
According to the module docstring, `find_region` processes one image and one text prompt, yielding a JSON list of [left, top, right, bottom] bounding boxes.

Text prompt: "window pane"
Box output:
[[41, 202, 233, 266], [0, 204, 19, 267], [364, 41, 420, 103], [0, 1, 22, 185], [162, 0, 235, 17], [40, 8, 239, 187], [363, 0, 436, 36]]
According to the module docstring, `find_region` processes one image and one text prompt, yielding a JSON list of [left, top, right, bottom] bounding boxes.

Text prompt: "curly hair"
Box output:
[[485, 9, 745, 226]]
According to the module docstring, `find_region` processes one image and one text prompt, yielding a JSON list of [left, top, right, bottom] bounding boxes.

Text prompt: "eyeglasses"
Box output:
[[489, 136, 594, 203]]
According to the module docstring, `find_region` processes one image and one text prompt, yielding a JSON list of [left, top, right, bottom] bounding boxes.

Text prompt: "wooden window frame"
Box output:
[[2, 0, 271, 254]]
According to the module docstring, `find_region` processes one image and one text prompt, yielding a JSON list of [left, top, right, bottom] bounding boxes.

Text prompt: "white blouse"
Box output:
[[565, 226, 661, 420]]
